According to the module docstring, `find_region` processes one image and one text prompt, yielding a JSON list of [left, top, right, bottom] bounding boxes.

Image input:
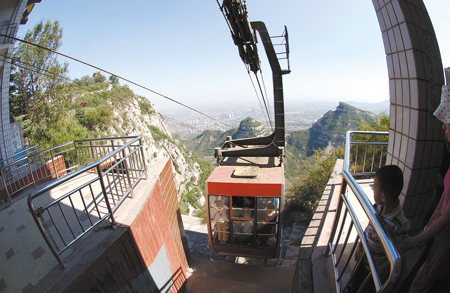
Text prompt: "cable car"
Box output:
[[206, 156, 284, 258], [207, 0, 291, 258]]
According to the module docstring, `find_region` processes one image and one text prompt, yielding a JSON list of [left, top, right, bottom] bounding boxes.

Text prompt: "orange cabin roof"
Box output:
[[206, 157, 284, 197]]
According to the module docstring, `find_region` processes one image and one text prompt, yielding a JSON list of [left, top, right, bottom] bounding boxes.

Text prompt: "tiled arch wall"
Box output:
[[372, 0, 445, 231], [0, 0, 27, 162]]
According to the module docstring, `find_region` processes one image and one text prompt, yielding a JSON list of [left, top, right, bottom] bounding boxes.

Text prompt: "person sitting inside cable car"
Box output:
[[211, 196, 229, 245], [257, 200, 278, 248]]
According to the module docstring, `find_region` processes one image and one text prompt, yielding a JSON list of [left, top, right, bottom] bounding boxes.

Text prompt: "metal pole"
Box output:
[[50, 150, 59, 179], [445, 67, 450, 86], [139, 138, 148, 179], [96, 165, 115, 225], [89, 141, 95, 164], [0, 169, 11, 204], [74, 141, 80, 168], [122, 149, 134, 199], [27, 201, 66, 269], [28, 157, 37, 189]]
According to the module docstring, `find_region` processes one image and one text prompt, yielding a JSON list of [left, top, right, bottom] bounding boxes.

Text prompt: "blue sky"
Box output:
[[18, 1, 450, 112]]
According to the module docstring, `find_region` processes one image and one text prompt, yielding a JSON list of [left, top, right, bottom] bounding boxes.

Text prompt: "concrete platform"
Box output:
[[0, 172, 153, 293], [186, 256, 295, 293]]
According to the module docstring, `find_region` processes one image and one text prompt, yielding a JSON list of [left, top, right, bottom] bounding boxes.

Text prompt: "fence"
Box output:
[[0, 144, 40, 203], [324, 131, 401, 292], [347, 131, 389, 176], [27, 136, 147, 268]]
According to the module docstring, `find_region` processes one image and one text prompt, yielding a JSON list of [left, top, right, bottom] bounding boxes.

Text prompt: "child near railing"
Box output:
[[347, 165, 411, 292]]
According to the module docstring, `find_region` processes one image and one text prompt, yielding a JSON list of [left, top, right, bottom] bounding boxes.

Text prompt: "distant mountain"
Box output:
[[178, 103, 378, 183], [344, 100, 389, 115], [286, 102, 377, 157], [181, 117, 269, 158]]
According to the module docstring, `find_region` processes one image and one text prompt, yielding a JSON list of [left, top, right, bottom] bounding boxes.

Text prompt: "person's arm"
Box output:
[[434, 188, 446, 216], [398, 191, 450, 253], [265, 210, 277, 222]]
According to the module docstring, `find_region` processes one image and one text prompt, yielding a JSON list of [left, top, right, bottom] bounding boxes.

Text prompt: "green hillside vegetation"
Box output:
[[9, 20, 212, 217], [179, 151, 213, 215], [180, 128, 238, 158], [9, 20, 143, 148], [286, 102, 376, 155], [284, 102, 378, 181], [180, 116, 265, 158], [285, 147, 343, 213], [285, 113, 389, 213], [313, 102, 376, 135]]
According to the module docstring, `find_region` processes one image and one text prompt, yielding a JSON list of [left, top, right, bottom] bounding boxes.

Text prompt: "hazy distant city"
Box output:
[[160, 100, 389, 134]]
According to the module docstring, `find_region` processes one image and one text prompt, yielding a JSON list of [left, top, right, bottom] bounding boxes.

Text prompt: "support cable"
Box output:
[[216, 0, 235, 37], [0, 54, 71, 83], [0, 33, 232, 128], [258, 69, 273, 131], [246, 65, 271, 129], [253, 71, 273, 130], [256, 69, 273, 131], [3, 53, 243, 136]]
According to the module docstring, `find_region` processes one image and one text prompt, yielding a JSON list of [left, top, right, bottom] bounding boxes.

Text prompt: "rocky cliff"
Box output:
[[75, 82, 205, 214], [107, 96, 199, 187]]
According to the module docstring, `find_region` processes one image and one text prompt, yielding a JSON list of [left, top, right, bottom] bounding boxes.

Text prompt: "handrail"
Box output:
[[0, 144, 38, 167], [0, 136, 149, 204], [324, 130, 400, 292], [27, 136, 147, 268], [0, 145, 40, 203], [344, 130, 389, 176], [28, 137, 141, 201]]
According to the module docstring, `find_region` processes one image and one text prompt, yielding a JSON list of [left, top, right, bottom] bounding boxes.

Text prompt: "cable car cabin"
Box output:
[[205, 156, 284, 259]]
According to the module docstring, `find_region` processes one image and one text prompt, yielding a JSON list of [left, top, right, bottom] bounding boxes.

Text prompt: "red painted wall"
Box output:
[[158, 159, 189, 269]]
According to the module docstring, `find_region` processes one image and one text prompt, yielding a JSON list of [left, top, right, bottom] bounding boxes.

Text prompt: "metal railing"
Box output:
[[324, 131, 401, 292], [347, 131, 389, 176], [0, 145, 40, 203], [27, 136, 147, 268]]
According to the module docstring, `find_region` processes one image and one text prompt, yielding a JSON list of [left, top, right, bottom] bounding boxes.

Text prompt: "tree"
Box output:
[[356, 111, 389, 132], [9, 19, 68, 140], [350, 112, 390, 174], [109, 75, 119, 85], [285, 147, 342, 212], [93, 72, 106, 83]]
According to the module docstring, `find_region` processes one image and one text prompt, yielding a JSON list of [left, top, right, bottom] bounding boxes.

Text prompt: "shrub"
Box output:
[[285, 146, 341, 213]]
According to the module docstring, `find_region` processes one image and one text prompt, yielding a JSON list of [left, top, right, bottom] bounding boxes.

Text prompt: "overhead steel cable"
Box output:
[[216, 0, 235, 37], [215, 0, 273, 132], [245, 59, 273, 131], [0, 53, 71, 83], [254, 71, 273, 130], [257, 69, 273, 131], [0, 33, 232, 128], [245, 65, 272, 129]]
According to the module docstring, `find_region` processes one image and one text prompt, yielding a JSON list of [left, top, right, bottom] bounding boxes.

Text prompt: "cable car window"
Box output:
[[232, 196, 255, 219], [209, 195, 230, 245], [232, 220, 254, 247], [256, 197, 279, 248]]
